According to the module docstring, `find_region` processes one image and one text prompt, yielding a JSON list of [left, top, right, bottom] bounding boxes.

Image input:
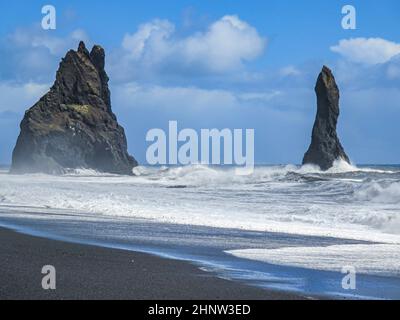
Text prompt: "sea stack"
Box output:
[[11, 41, 138, 175], [303, 66, 350, 170]]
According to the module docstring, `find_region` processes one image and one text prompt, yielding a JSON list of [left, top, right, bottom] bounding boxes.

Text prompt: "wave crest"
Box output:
[[130, 161, 396, 187], [355, 181, 400, 204]]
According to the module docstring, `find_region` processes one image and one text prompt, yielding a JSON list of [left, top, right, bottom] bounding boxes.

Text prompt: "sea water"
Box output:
[[0, 161, 399, 298]]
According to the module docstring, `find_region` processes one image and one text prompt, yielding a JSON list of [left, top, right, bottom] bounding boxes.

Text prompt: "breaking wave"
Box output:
[[354, 181, 400, 204], [129, 160, 394, 187], [0, 162, 399, 243]]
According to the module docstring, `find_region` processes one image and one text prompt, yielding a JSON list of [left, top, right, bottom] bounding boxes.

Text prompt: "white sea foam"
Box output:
[[1, 163, 399, 280], [63, 168, 121, 177], [354, 181, 400, 204], [130, 160, 394, 187], [226, 244, 400, 277], [0, 163, 399, 245]]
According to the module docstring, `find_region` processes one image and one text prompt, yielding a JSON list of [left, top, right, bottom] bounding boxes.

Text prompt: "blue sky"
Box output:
[[0, 0, 400, 164]]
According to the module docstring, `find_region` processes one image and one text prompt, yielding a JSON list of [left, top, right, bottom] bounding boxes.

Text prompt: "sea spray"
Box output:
[[1, 164, 399, 243]]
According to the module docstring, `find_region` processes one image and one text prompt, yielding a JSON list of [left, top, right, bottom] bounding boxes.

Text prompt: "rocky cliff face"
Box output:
[[11, 42, 137, 175], [303, 66, 350, 170]]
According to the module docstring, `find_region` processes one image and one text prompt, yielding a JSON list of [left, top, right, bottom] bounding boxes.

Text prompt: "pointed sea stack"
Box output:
[[302, 66, 350, 170], [11, 41, 138, 175]]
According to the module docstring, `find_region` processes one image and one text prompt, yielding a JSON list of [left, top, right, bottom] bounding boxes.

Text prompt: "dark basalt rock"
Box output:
[[303, 66, 350, 170], [11, 41, 138, 175]]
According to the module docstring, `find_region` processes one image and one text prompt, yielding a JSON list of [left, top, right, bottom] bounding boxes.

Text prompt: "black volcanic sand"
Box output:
[[0, 227, 304, 300]]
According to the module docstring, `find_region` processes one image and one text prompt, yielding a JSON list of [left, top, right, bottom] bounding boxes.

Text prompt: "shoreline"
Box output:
[[0, 226, 305, 300], [2, 211, 400, 300]]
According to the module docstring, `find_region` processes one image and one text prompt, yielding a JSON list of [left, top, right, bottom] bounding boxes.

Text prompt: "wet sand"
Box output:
[[0, 227, 304, 300]]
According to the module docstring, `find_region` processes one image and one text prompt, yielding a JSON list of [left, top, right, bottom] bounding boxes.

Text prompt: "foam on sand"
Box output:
[[226, 244, 400, 277]]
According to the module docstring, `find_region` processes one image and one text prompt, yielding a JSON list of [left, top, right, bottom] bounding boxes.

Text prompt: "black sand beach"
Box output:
[[0, 227, 303, 300]]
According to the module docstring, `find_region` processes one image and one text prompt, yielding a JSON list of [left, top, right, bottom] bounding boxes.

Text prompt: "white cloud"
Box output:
[[119, 15, 266, 74], [113, 83, 297, 114], [238, 91, 282, 102], [9, 26, 89, 56], [113, 83, 238, 110], [0, 82, 49, 113], [331, 38, 400, 65], [122, 19, 175, 61], [2, 26, 90, 82], [279, 66, 301, 77]]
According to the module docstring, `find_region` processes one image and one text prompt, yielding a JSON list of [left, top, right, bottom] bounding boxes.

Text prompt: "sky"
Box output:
[[0, 0, 399, 165]]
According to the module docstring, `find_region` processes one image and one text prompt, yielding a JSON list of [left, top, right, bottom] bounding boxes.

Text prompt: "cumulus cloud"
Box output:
[[331, 38, 400, 65], [114, 15, 266, 79], [122, 19, 175, 61]]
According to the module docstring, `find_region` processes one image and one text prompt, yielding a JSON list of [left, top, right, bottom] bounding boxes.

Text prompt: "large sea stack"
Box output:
[[11, 42, 137, 175], [303, 66, 350, 170]]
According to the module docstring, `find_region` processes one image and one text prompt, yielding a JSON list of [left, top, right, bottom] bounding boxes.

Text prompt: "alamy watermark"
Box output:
[[342, 5, 356, 30], [41, 265, 56, 290], [41, 5, 56, 30], [146, 121, 255, 175], [341, 266, 356, 290]]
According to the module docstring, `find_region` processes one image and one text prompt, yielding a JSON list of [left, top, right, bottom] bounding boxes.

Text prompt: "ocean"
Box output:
[[0, 161, 399, 299]]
